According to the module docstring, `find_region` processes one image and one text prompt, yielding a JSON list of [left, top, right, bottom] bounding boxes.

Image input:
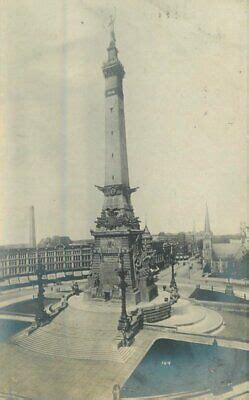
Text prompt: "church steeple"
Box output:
[[204, 204, 211, 234]]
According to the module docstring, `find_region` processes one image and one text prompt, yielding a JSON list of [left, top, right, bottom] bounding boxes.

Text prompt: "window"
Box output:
[[112, 153, 114, 158], [111, 131, 113, 135], [110, 107, 113, 112], [112, 175, 114, 180]]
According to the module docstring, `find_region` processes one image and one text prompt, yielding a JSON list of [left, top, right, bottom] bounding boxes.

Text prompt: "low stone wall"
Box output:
[[190, 298, 249, 315], [142, 302, 171, 323], [27, 292, 74, 335], [190, 288, 248, 304]]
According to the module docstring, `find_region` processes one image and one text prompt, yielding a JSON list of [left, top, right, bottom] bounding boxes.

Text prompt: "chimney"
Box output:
[[29, 206, 36, 248]]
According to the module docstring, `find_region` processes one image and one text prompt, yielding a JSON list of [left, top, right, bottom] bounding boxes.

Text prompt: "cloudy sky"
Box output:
[[0, 0, 247, 244]]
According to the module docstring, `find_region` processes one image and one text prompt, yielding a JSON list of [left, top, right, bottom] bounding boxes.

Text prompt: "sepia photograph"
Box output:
[[0, 1, 248, 399]]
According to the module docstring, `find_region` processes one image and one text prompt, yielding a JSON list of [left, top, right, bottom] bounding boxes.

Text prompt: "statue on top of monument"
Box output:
[[108, 14, 116, 44]]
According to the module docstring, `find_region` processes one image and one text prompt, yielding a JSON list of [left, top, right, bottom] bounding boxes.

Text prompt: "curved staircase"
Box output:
[[13, 297, 136, 363]]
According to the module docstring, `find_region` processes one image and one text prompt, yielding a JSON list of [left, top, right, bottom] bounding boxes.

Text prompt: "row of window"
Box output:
[[0, 256, 91, 265], [0, 262, 91, 276], [0, 249, 91, 260], [0, 259, 91, 267], [0, 253, 91, 261]]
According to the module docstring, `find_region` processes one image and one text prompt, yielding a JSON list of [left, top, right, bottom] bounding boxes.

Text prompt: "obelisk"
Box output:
[[90, 21, 157, 304], [29, 205, 36, 248]]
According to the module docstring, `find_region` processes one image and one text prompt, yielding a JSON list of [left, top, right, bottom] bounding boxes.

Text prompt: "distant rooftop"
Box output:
[[0, 236, 94, 251], [38, 236, 93, 248], [0, 243, 28, 250]]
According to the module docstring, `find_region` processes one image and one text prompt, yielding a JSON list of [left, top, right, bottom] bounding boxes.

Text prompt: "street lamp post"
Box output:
[[169, 243, 179, 303], [35, 264, 49, 325], [117, 249, 130, 333], [169, 244, 177, 289], [225, 261, 234, 296]]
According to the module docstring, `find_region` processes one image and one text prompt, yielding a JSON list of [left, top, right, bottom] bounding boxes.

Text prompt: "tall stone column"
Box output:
[[89, 21, 157, 304], [29, 205, 36, 248]]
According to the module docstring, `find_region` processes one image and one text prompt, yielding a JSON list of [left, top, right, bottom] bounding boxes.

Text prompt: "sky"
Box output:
[[0, 0, 248, 244]]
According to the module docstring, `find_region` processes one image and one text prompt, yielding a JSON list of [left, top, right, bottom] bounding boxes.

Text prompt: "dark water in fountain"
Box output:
[[0, 319, 31, 342], [121, 339, 248, 398]]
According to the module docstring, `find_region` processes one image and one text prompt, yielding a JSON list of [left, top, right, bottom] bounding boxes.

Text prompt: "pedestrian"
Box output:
[[112, 384, 120, 400]]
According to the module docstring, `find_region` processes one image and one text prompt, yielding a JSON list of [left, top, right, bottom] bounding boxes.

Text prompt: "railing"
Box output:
[[0, 392, 33, 400], [0, 271, 90, 292], [0, 267, 91, 281], [0, 310, 35, 318], [143, 323, 249, 344], [189, 298, 249, 314], [27, 291, 75, 336]]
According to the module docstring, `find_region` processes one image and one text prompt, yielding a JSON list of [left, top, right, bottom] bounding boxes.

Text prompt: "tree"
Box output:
[[203, 262, 211, 274], [239, 252, 249, 279]]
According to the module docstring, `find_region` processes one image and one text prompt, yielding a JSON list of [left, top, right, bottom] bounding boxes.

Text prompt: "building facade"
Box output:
[[153, 232, 189, 258], [201, 208, 246, 277], [142, 225, 164, 271], [0, 236, 164, 282], [0, 237, 93, 280], [211, 241, 244, 275]]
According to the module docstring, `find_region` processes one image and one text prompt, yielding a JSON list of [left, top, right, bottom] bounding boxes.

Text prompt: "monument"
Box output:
[[89, 19, 157, 304], [29, 205, 36, 248]]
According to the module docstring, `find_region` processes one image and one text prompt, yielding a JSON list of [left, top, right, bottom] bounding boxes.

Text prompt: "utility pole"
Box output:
[[169, 243, 179, 303]]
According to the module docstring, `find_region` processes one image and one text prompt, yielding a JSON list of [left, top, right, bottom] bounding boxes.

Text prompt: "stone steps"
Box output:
[[16, 332, 117, 352], [12, 296, 137, 363], [41, 325, 116, 338], [16, 337, 134, 363], [179, 308, 224, 334], [13, 322, 135, 363]]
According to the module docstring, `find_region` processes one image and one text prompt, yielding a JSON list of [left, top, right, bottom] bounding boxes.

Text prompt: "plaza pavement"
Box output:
[[1, 322, 248, 400], [0, 274, 248, 399]]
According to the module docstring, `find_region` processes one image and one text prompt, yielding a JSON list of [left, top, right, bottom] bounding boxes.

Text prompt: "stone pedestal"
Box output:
[[89, 228, 158, 305], [126, 288, 141, 305], [138, 275, 158, 302], [90, 229, 140, 303]]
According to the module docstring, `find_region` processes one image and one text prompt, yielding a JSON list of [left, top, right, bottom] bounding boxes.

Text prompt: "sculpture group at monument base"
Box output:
[[88, 227, 158, 305]]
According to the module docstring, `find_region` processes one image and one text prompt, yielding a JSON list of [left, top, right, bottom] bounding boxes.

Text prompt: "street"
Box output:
[[157, 258, 249, 299]]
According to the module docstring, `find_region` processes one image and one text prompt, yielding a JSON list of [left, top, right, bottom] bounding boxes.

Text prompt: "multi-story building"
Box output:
[[202, 209, 246, 277], [0, 236, 93, 280], [0, 230, 165, 285], [153, 232, 188, 257], [142, 225, 165, 270]]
